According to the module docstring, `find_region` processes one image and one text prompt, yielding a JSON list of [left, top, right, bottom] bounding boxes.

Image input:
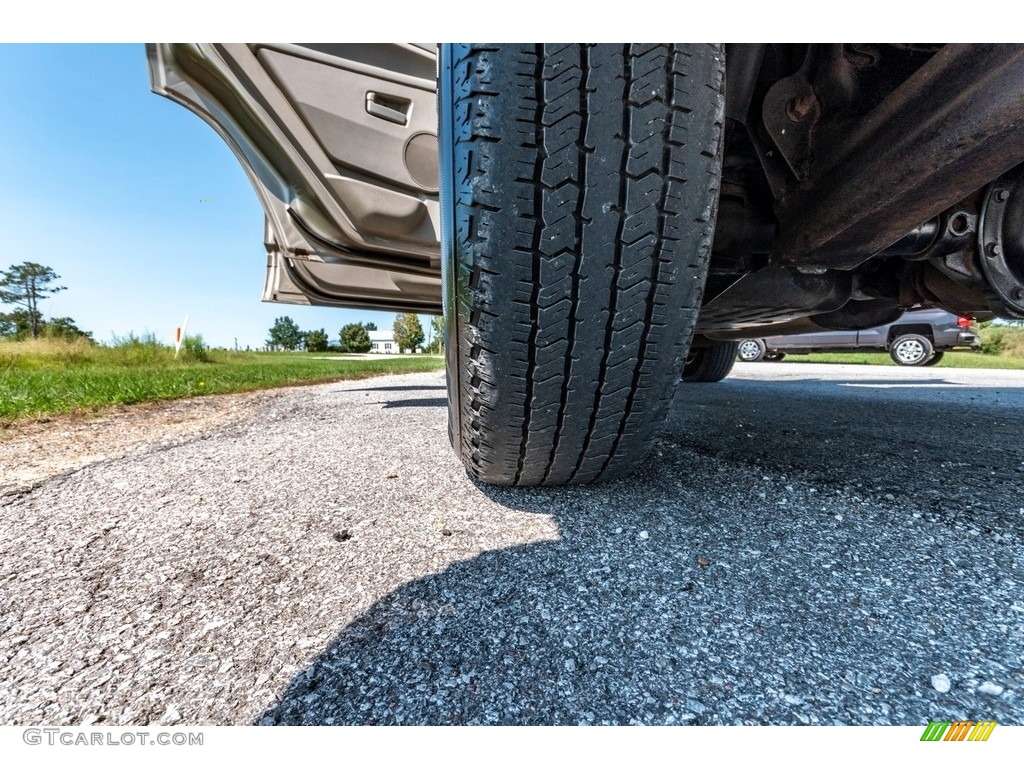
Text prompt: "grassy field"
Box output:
[[0, 337, 444, 423], [3, 324, 1022, 423]]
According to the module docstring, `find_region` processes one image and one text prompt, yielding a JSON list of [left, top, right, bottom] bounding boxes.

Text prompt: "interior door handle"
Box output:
[[366, 92, 410, 125]]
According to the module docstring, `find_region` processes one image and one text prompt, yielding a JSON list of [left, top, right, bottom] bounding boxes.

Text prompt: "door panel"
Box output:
[[256, 46, 439, 193], [147, 43, 442, 313]]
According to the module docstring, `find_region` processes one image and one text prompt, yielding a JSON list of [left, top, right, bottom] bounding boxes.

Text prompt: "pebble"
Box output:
[[931, 674, 951, 693], [976, 681, 1004, 696], [638, 531, 649, 540]]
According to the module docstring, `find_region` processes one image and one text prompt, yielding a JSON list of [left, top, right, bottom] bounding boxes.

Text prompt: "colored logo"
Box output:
[[921, 720, 996, 741]]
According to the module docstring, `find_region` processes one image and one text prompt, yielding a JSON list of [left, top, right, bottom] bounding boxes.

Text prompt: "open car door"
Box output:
[[147, 43, 442, 313]]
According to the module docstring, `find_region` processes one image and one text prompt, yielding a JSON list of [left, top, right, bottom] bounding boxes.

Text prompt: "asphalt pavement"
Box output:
[[1, 362, 1021, 725]]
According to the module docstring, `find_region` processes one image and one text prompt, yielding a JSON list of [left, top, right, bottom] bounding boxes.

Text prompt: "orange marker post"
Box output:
[[174, 315, 189, 359]]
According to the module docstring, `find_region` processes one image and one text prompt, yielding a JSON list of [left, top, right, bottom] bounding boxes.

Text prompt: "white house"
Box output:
[[369, 330, 398, 354]]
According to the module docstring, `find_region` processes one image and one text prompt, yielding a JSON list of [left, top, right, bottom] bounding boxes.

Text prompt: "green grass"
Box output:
[[0, 337, 444, 423], [779, 351, 1024, 369]]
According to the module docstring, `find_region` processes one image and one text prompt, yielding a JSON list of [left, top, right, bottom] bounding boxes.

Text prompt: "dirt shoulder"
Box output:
[[0, 388, 286, 496]]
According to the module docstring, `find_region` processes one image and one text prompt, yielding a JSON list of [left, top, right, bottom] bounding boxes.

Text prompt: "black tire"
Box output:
[[923, 350, 945, 367], [737, 338, 767, 362], [889, 334, 934, 366], [683, 341, 739, 382], [439, 44, 725, 486], [764, 352, 786, 362]]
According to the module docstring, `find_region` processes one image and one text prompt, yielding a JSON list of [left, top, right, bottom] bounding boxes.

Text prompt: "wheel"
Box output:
[[683, 342, 740, 382], [764, 352, 786, 362], [889, 334, 934, 366], [439, 44, 725, 486], [737, 339, 767, 362], [923, 350, 945, 367]]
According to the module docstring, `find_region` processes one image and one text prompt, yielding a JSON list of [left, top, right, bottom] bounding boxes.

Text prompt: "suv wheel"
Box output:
[[889, 333, 934, 366], [737, 339, 767, 362], [439, 44, 725, 486]]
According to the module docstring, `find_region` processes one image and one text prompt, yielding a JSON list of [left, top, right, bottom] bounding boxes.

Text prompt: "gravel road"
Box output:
[[1, 363, 1022, 725]]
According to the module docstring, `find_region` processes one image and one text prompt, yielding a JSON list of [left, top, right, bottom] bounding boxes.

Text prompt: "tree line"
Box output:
[[1, 259, 448, 354], [267, 313, 443, 354]]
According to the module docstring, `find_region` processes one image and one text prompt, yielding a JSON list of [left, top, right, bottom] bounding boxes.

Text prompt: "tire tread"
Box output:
[[446, 43, 725, 485]]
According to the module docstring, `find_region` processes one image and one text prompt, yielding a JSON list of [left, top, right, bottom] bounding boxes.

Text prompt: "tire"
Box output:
[[683, 342, 739, 382], [439, 44, 725, 486], [923, 350, 945, 367], [764, 352, 786, 362], [737, 338, 767, 362], [889, 334, 934, 366]]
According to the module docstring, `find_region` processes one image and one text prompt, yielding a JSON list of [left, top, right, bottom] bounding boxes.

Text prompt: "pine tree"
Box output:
[[0, 262, 66, 338]]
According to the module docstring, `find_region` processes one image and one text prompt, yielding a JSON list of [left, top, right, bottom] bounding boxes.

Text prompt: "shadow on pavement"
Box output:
[[346, 385, 446, 393], [381, 398, 448, 409]]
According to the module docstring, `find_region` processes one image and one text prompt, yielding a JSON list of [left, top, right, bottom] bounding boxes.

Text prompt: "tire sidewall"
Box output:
[[437, 44, 463, 454]]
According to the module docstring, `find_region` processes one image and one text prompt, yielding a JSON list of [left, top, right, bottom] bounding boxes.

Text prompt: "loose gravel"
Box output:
[[1, 364, 1021, 725]]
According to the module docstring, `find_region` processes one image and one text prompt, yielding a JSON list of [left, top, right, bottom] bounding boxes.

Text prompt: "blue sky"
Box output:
[[0, 44, 433, 349]]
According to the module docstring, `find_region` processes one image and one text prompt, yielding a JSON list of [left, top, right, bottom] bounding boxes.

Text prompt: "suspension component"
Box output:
[[978, 164, 1024, 318]]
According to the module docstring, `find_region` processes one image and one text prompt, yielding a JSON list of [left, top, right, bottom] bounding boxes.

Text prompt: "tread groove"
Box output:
[[570, 43, 633, 484], [514, 45, 546, 486], [598, 46, 676, 478], [542, 43, 590, 485]]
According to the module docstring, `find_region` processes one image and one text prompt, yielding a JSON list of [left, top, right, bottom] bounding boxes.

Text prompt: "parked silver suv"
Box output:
[[737, 308, 981, 366]]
